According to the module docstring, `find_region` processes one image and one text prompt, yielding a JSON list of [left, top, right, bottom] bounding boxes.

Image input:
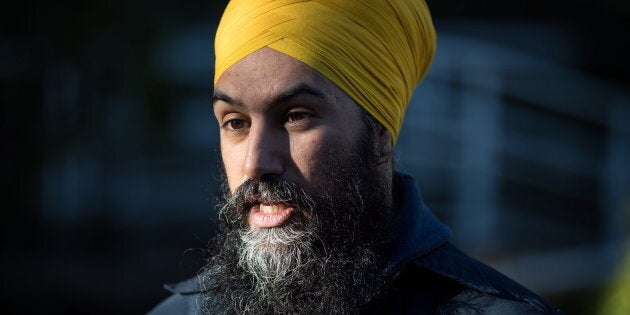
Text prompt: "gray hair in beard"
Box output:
[[200, 175, 391, 314], [228, 179, 321, 296]]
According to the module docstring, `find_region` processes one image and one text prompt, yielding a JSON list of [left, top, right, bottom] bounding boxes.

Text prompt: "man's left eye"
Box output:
[[287, 112, 308, 122]]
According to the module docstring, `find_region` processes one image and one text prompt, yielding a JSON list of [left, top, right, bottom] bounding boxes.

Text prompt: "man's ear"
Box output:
[[374, 124, 393, 164]]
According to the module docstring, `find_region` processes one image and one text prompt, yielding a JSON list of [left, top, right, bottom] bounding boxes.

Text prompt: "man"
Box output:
[[150, 0, 562, 314]]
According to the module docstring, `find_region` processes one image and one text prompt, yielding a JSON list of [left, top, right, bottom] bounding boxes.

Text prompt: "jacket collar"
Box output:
[[390, 173, 520, 299], [385, 172, 452, 274]]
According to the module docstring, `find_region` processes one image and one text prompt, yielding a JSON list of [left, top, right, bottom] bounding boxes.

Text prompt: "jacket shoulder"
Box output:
[[147, 278, 204, 315], [147, 293, 203, 315], [411, 243, 563, 314], [435, 288, 557, 314]]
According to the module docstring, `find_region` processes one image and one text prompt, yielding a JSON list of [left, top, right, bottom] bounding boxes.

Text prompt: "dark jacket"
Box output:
[[149, 173, 562, 314]]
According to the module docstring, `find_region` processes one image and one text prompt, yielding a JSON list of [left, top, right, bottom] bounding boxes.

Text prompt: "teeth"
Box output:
[[259, 203, 288, 213]]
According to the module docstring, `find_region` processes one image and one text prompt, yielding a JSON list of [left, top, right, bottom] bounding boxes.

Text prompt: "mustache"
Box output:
[[219, 177, 316, 229]]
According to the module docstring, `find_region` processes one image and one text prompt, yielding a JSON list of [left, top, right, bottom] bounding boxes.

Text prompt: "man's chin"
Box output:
[[200, 217, 390, 314], [240, 223, 314, 250]]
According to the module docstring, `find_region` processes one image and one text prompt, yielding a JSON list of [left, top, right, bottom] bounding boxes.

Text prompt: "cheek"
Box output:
[[289, 130, 341, 183], [220, 141, 244, 193], [291, 139, 319, 171]]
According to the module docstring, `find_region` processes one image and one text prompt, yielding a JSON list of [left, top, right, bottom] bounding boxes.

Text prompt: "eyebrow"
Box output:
[[212, 83, 329, 108], [212, 91, 242, 107]]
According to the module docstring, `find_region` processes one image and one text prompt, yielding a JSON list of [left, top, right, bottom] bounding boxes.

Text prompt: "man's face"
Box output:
[[205, 47, 396, 313], [213, 47, 372, 229]]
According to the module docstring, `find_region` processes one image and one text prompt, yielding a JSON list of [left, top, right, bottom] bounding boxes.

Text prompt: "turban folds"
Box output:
[[214, 0, 436, 141]]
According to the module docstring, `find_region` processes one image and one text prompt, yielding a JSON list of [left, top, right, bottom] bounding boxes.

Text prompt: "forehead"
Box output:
[[214, 47, 338, 103]]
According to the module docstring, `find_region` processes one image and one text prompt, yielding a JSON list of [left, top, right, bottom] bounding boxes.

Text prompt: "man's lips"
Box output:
[[248, 203, 294, 228]]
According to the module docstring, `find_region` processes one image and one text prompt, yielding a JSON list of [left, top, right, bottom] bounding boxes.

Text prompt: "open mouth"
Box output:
[[248, 202, 294, 228]]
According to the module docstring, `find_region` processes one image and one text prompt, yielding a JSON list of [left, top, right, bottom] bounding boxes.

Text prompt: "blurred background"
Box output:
[[2, 0, 629, 314]]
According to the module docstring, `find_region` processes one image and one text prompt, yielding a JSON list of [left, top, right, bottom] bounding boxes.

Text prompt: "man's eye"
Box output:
[[286, 112, 308, 123], [224, 119, 247, 130]]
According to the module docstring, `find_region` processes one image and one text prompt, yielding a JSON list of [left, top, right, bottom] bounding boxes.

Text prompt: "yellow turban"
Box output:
[[214, 0, 436, 142]]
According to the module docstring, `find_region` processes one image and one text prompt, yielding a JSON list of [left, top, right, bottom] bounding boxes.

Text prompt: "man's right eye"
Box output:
[[223, 119, 248, 131]]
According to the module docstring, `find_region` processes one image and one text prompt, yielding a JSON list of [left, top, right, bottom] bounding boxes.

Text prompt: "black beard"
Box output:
[[199, 133, 396, 314]]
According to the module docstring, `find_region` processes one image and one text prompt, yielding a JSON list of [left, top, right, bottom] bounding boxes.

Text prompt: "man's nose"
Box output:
[[243, 123, 285, 180]]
